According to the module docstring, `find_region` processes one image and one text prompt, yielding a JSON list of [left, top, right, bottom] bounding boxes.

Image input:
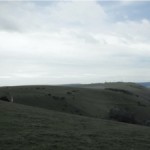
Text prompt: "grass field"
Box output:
[[1, 100, 150, 150], [0, 82, 150, 149]]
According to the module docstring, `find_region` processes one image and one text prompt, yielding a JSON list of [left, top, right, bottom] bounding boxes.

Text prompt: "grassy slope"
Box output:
[[0, 83, 150, 124], [1, 101, 150, 150]]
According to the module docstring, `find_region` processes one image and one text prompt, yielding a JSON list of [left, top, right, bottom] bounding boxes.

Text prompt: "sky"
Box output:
[[0, 0, 150, 85]]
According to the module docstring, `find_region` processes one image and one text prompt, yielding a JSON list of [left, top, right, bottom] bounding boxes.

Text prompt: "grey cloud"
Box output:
[[0, 1, 150, 85], [0, 16, 20, 31]]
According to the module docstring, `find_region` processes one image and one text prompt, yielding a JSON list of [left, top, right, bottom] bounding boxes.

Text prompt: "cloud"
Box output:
[[0, 1, 150, 85], [0, 1, 107, 32], [118, 0, 137, 5]]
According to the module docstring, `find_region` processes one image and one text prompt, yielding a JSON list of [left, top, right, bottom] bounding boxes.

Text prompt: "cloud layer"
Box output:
[[0, 1, 150, 85]]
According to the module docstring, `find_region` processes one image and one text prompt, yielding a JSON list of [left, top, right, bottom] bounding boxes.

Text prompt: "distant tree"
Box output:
[[106, 88, 133, 95], [109, 107, 136, 124]]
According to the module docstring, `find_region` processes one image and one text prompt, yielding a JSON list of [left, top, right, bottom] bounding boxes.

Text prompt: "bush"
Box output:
[[0, 96, 9, 102], [48, 93, 51, 96], [52, 96, 59, 100], [109, 107, 136, 124], [67, 92, 72, 95], [106, 88, 133, 95], [137, 101, 146, 107], [61, 97, 65, 100], [145, 120, 150, 126]]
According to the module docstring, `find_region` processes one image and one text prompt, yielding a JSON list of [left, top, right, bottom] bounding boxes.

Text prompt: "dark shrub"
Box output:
[[109, 107, 136, 124], [75, 109, 80, 113], [106, 88, 133, 95], [62, 108, 65, 111], [72, 90, 78, 92], [67, 92, 72, 95], [52, 96, 59, 100], [137, 101, 146, 107], [61, 97, 65, 100], [145, 120, 150, 126], [0, 96, 9, 102], [48, 94, 51, 96]]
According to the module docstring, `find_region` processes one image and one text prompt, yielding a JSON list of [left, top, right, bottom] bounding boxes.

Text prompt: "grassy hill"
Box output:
[[1, 82, 150, 149], [0, 82, 150, 125], [1, 100, 150, 150]]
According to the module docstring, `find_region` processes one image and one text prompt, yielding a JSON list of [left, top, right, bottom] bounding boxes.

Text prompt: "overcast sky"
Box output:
[[0, 0, 150, 86]]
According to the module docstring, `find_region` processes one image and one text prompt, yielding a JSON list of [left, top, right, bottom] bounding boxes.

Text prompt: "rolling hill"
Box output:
[[1, 100, 150, 150], [0, 82, 150, 125], [0, 82, 150, 149]]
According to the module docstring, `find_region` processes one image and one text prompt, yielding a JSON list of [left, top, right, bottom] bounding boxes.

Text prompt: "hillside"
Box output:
[[138, 82, 150, 88], [0, 82, 150, 125], [1, 100, 150, 150]]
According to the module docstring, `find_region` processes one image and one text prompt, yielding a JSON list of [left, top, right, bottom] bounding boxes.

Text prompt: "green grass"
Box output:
[[0, 82, 150, 149], [1, 101, 150, 150], [0, 83, 150, 124]]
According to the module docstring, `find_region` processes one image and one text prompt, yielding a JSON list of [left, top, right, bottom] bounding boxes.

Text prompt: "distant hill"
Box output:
[[138, 82, 150, 88]]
